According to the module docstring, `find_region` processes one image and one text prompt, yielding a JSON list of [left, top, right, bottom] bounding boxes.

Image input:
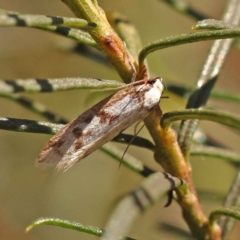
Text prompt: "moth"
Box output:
[[37, 78, 164, 172]]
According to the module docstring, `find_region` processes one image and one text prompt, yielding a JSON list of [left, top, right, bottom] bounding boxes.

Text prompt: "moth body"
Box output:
[[37, 78, 164, 172]]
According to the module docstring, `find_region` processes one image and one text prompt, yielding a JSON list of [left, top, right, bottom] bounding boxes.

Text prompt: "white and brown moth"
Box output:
[[37, 78, 164, 172]]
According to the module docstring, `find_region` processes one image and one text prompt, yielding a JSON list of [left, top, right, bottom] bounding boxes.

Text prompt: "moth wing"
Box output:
[[36, 80, 164, 172], [36, 119, 83, 169], [36, 96, 111, 172]]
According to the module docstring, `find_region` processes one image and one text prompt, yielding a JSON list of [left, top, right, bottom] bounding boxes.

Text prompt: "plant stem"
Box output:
[[143, 109, 221, 240], [106, 12, 144, 63], [62, 0, 136, 82]]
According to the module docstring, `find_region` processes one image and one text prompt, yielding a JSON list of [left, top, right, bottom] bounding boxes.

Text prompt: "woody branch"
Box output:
[[58, 1, 227, 240], [61, 0, 137, 83]]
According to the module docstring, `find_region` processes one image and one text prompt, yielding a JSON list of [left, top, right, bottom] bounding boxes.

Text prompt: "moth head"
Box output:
[[153, 77, 164, 94]]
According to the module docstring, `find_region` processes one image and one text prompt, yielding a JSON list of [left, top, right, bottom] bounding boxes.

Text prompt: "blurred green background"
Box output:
[[0, 0, 240, 239]]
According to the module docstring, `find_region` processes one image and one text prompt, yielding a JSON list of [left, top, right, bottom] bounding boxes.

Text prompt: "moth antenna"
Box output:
[[90, 78, 150, 93], [118, 123, 145, 170], [123, 41, 137, 83], [90, 85, 127, 92], [134, 120, 142, 135], [131, 71, 137, 82]]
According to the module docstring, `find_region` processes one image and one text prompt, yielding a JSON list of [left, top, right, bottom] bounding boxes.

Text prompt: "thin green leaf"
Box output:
[[26, 217, 102, 236], [0, 9, 98, 48], [190, 145, 240, 165], [0, 78, 124, 94], [26, 217, 137, 239], [161, 109, 240, 131], [193, 19, 237, 30], [0, 117, 63, 134], [0, 11, 96, 29], [211, 90, 240, 103], [0, 94, 68, 124], [139, 28, 240, 68], [37, 25, 98, 48], [167, 83, 240, 104], [209, 207, 240, 225]]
